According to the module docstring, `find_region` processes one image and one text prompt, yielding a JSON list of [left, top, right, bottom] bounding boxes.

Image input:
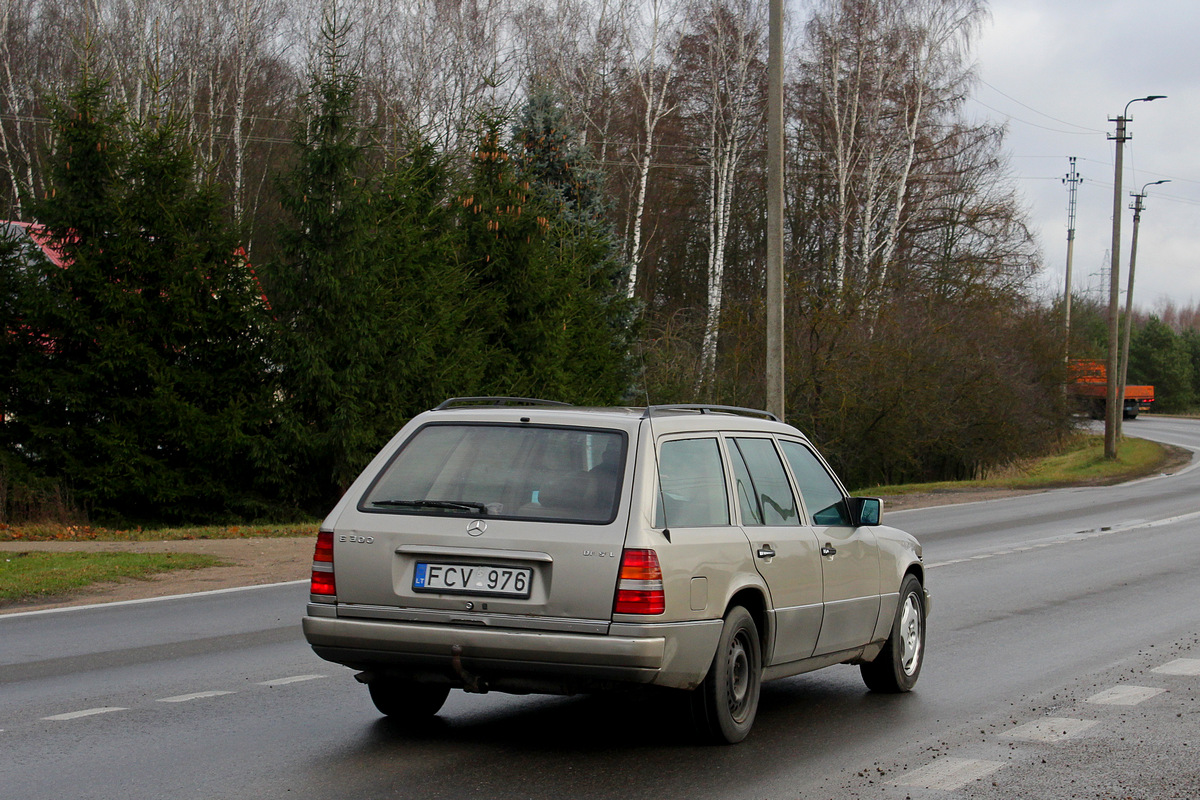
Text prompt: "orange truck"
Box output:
[[1068, 359, 1155, 420]]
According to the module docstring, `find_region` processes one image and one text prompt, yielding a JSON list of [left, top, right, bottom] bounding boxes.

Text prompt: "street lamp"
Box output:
[[1105, 94, 1165, 458], [1117, 179, 1171, 404]]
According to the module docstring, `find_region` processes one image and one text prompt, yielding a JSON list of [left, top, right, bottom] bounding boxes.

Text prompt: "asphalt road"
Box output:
[[3, 418, 1199, 800]]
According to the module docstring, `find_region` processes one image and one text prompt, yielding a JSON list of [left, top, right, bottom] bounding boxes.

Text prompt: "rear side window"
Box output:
[[779, 440, 850, 526], [655, 438, 730, 528], [361, 424, 626, 524]]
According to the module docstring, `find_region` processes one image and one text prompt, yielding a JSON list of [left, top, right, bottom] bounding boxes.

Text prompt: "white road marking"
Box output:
[[258, 674, 326, 687], [157, 691, 237, 703], [1002, 717, 1098, 742], [1152, 658, 1200, 676], [0, 579, 309, 619], [42, 707, 128, 721], [892, 758, 1005, 790], [927, 509, 1200, 569], [1087, 685, 1165, 706]]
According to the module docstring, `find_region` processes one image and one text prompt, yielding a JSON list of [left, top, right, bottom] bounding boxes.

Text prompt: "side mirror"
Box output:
[[850, 497, 882, 526]]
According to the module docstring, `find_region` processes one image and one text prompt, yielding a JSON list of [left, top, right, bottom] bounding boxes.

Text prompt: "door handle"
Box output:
[[821, 544, 837, 557], [757, 545, 776, 559]]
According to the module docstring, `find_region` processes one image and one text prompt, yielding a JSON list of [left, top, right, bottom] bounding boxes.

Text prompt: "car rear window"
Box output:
[[360, 423, 627, 524]]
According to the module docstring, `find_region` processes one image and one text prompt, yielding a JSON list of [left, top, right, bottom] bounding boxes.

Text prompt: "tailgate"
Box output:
[[328, 422, 633, 626]]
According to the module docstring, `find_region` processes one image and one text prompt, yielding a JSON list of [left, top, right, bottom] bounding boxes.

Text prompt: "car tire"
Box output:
[[367, 679, 451, 719], [861, 574, 925, 693], [691, 605, 762, 744]]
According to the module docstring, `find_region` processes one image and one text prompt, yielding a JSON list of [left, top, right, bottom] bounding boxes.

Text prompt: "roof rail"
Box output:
[[644, 404, 779, 422], [433, 397, 573, 411]]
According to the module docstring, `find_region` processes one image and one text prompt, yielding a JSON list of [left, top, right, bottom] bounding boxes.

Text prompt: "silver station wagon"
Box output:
[[303, 398, 929, 743]]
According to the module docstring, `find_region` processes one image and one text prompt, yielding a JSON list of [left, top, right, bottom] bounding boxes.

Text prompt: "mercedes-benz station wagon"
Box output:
[[303, 398, 929, 743]]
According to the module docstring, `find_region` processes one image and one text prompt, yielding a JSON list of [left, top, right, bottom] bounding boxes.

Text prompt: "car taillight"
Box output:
[[311, 530, 336, 598], [613, 548, 665, 615]]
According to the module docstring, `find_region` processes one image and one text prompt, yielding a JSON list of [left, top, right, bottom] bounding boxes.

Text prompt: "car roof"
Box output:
[[418, 399, 808, 440]]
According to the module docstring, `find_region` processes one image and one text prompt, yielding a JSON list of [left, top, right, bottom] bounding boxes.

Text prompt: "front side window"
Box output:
[[779, 440, 850, 526], [655, 438, 730, 527], [361, 424, 626, 524]]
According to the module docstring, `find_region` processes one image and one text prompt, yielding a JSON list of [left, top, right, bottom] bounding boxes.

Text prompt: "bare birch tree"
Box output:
[[800, 0, 986, 310], [513, 0, 630, 167], [0, 0, 82, 215], [622, 0, 681, 300], [677, 0, 765, 388], [353, 0, 525, 154]]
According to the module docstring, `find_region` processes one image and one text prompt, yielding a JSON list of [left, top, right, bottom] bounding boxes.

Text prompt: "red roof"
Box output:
[[4, 220, 70, 268]]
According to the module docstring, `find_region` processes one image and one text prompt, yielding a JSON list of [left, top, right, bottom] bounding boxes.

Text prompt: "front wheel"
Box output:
[[690, 605, 762, 744], [367, 679, 451, 720], [861, 574, 925, 693]]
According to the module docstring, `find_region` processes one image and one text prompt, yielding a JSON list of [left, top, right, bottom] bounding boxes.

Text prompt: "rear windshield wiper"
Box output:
[[371, 499, 489, 513]]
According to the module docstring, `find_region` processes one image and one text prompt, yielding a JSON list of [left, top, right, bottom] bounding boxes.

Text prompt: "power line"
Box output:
[[967, 96, 1101, 136], [976, 78, 1105, 133]]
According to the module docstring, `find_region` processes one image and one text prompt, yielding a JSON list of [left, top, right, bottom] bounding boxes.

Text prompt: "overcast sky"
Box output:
[[969, 0, 1199, 314]]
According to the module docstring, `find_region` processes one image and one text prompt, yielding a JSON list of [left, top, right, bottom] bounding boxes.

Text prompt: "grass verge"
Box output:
[[0, 551, 226, 602], [861, 434, 1182, 495], [0, 521, 318, 543]]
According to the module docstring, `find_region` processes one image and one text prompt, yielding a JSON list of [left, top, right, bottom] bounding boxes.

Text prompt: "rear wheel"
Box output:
[[367, 679, 451, 720], [861, 574, 925, 693], [691, 605, 761, 744]]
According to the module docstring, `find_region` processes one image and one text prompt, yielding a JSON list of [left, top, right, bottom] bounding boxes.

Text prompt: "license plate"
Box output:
[[413, 562, 533, 598]]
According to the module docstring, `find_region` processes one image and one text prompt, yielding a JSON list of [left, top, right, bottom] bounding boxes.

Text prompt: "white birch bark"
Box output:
[[620, 0, 681, 299], [692, 0, 764, 388]]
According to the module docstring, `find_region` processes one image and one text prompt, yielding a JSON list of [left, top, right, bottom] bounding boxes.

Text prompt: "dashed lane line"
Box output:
[[258, 674, 326, 687], [1002, 717, 1098, 743], [927, 508, 1200, 568], [157, 690, 237, 703], [42, 707, 128, 721], [881, 645, 1200, 793], [1151, 658, 1200, 676], [891, 757, 1005, 791], [21, 675, 326, 728], [1087, 685, 1165, 706]]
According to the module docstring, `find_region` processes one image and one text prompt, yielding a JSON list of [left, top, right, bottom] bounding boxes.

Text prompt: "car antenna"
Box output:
[[643, 378, 670, 543]]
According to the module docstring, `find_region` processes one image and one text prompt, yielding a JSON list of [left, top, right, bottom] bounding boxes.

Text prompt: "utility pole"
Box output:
[[765, 0, 784, 421], [1105, 95, 1164, 459], [1118, 180, 1171, 395], [1062, 157, 1081, 362]]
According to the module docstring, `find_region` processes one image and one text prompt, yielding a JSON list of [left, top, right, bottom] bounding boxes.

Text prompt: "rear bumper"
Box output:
[[303, 610, 721, 692]]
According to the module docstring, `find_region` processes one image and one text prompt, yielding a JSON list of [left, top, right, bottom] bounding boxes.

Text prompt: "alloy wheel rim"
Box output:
[[899, 593, 922, 676]]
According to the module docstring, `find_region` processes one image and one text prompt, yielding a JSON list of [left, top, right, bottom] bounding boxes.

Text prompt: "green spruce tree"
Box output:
[[1128, 316, 1194, 412], [3, 71, 275, 523], [373, 140, 481, 413], [458, 95, 635, 404], [511, 90, 636, 403], [268, 9, 391, 509], [458, 117, 559, 397]]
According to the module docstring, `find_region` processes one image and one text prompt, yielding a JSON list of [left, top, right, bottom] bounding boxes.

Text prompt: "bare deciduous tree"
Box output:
[[800, 0, 987, 309], [677, 0, 766, 389], [622, 0, 681, 299]]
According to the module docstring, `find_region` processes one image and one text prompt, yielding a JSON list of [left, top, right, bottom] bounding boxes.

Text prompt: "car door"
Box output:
[[778, 439, 881, 657], [726, 436, 823, 666]]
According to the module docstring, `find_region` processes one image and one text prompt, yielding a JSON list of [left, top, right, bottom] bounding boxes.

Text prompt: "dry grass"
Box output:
[[862, 434, 1179, 496]]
